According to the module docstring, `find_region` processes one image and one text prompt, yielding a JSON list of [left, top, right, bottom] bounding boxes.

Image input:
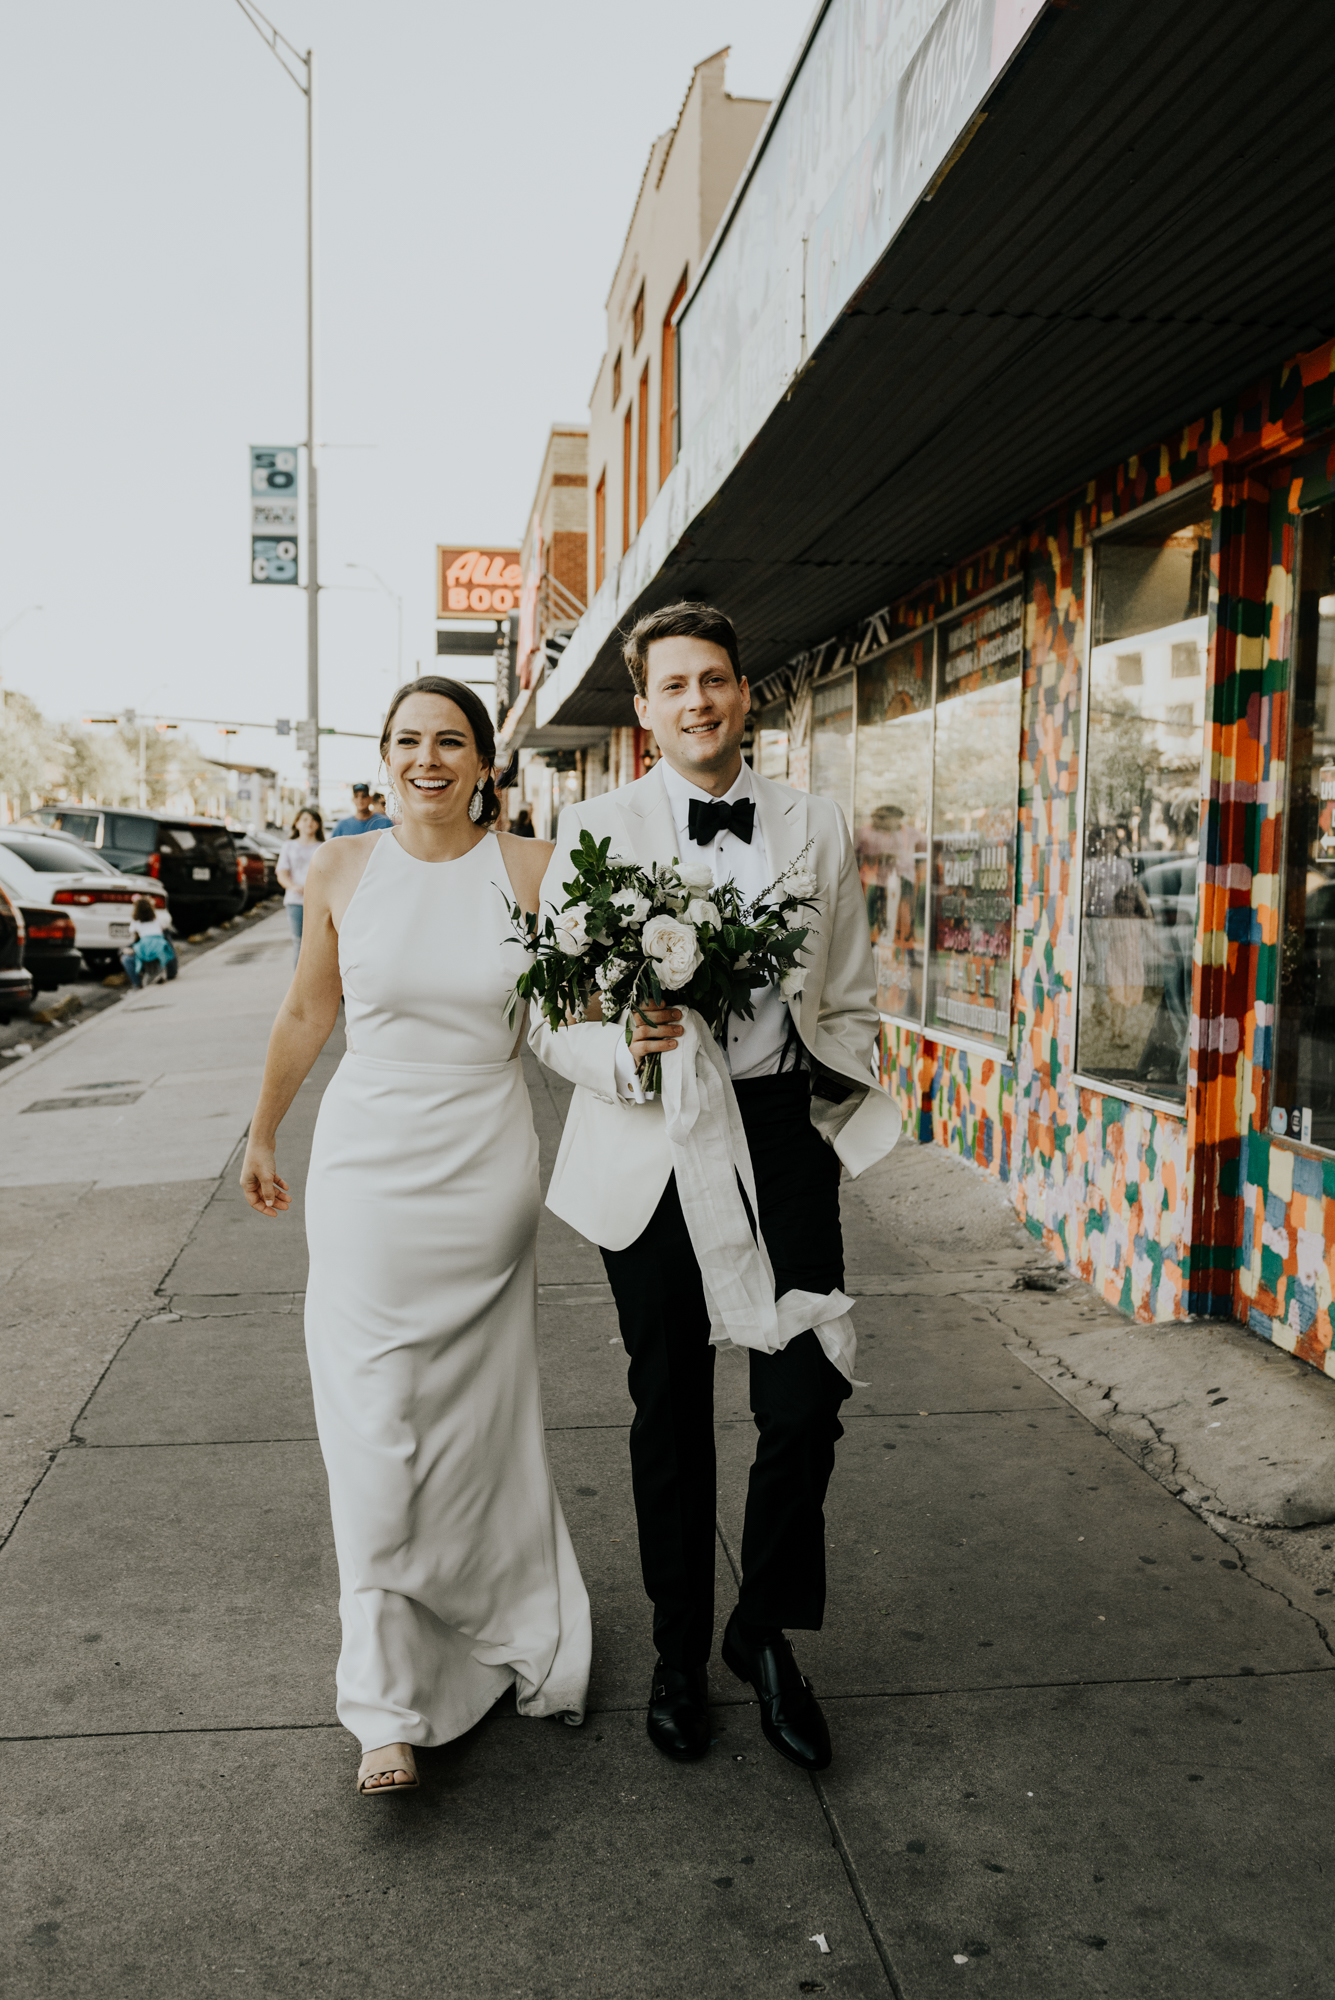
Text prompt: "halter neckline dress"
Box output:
[[304, 829, 591, 1749]]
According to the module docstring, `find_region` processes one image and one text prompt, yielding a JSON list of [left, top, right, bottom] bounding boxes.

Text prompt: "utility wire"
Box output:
[[230, 0, 308, 92]]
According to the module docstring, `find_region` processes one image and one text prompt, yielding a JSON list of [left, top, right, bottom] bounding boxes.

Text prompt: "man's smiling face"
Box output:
[[634, 636, 750, 794]]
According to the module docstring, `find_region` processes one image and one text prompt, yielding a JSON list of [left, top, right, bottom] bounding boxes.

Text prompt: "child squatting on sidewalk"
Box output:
[[120, 897, 177, 988]]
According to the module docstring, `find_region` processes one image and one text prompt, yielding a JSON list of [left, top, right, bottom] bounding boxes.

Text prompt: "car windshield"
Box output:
[[0, 834, 112, 874], [160, 824, 233, 857], [108, 815, 157, 853]]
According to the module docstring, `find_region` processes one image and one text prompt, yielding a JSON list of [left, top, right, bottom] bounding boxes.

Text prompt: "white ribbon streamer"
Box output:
[[658, 1011, 862, 1384]]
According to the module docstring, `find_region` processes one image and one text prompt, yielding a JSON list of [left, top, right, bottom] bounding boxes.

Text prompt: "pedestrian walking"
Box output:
[[240, 676, 591, 1798], [531, 601, 899, 1773], [119, 895, 177, 988], [277, 807, 324, 966], [331, 783, 393, 837], [512, 807, 535, 837]]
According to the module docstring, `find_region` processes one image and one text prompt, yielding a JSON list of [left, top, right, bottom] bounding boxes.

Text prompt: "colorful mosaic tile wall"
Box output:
[[877, 337, 1335, 1340], [1221, 351, 1335, 1375], [863, 338, 1335, 1349]]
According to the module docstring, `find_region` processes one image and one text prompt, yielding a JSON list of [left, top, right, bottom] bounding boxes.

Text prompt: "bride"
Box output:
[[240, 676, 591, 1795]]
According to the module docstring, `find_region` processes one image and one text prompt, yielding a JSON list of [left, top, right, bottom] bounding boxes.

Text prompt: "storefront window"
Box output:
[[925, 589, 1024, 1048], [1274, 501, 1335, 1148], [810, 674, 855, 829], [1076, 488, 1212, 1106], [854, 635, 932, 1021], [752, 697, 789, 782]]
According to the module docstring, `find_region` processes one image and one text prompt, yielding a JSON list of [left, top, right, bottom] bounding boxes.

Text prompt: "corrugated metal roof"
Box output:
[[549, 0, 1335, 726]]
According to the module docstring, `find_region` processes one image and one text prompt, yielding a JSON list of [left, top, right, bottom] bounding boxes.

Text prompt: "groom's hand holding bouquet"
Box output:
[[506, 831, 819, 1097]]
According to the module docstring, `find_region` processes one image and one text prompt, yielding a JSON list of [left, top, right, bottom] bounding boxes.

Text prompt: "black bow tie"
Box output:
[[688, 796, 755, 846]]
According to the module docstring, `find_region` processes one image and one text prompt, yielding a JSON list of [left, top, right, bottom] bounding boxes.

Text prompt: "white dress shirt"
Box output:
[[614, 759, 791, 1096]]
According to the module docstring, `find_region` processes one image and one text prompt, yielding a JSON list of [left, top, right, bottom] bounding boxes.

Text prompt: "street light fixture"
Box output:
[[345, 563, 404, 682], [232, 0, 321, 799]]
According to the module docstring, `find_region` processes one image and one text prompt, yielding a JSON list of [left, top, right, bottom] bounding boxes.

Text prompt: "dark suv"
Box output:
[[33, 807, 246, 933]]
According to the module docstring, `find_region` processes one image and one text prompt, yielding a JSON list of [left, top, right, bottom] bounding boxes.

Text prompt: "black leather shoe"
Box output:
[[646, 1661, 711, 1762], [721, 1612, 832, 1772]]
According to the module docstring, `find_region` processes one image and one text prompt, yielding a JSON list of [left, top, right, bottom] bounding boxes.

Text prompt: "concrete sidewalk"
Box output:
[[2, 941, 1334, 1998]]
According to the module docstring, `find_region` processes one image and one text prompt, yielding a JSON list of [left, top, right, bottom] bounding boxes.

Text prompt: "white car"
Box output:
[[0, 828, 169, 974]]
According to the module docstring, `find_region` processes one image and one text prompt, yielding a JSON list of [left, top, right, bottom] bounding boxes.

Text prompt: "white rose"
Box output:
[[684, 898, 721, 930], [677, 858, 714, 892], [780, 965, 807, 999], [552, 902, 592, 955], [611, 888, 650, 924], [641, 913, 703, 991], [787, 869, 818, 900]]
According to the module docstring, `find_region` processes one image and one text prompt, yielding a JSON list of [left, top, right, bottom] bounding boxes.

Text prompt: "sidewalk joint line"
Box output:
[[712, 1513, 901, 1992], [811, 1773, 907, 1997]]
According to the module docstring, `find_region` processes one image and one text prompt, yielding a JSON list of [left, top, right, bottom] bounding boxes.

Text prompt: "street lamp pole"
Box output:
[[233, 3, 319, 799], [304, 46, 320, 803]]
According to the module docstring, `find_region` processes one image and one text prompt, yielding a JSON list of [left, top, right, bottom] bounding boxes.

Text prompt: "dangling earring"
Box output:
[[385, 785, 400, 820], [468, 780, 484, 823]]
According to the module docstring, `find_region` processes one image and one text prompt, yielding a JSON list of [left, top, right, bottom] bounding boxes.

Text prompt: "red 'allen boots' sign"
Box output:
[[437, 546, 523, 618]]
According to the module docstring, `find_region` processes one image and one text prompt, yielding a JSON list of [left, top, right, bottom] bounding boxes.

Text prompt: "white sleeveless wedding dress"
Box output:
[[304, 829, 591, 1751]]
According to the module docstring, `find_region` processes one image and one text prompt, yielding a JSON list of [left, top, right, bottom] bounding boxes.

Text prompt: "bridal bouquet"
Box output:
[[506, 831, 818, 1095]]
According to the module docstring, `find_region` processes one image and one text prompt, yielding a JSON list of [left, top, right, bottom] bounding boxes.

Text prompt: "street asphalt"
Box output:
[[2, 907, 1333, 1998]]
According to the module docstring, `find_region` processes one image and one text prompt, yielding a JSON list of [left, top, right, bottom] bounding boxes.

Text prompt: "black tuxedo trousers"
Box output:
[[600, 1070, 851, 1669]]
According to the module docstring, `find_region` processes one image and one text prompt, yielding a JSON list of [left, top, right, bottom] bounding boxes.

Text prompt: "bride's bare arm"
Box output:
[[239, 840, 360, 1217], [496, 831, 554, 916]]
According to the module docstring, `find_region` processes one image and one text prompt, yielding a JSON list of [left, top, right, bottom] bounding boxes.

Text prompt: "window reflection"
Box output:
[[1275, 502, 1335, 1147], [855, 636, 932, 1021], [926, 592, 1024, 1050], [1077, 489, 1211, 1105], [810, 675, 855, 830], [752, 697, 789, 782]]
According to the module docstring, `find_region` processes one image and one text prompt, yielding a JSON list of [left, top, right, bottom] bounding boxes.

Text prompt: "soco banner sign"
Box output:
[[251, 446, 299, 585]]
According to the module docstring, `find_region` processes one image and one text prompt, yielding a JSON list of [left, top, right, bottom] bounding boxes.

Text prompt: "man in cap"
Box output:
[[331, 783, 393, 838]]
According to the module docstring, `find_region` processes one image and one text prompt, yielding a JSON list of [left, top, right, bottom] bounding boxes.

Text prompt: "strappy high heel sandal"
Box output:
[[357, 1744, 420, 1796]]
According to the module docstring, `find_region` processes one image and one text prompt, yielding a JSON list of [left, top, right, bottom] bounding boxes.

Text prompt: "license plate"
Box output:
[[192, 866, 210, 880], [109, 923, 131, 938]]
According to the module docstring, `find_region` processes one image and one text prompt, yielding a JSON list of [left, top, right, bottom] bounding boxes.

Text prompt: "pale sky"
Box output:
[[0, 0, 812, 804]]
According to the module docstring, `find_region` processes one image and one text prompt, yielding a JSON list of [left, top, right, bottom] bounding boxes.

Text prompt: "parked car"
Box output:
[[0, 881, 34, 1015], [0, 829, 169, 975], [13, 903, 81, 991], [30, 806, 246, 933], [233, 831, 278, 904]]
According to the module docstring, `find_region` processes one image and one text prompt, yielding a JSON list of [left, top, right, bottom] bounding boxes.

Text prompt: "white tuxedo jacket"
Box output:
[[528, 763, 902, 1251]]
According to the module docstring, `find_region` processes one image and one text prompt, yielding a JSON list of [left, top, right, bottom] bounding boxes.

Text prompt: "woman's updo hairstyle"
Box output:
[[379, 675, 502, 825]]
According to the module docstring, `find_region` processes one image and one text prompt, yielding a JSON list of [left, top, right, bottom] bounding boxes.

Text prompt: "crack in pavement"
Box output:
[[999, 1315, 1335, 1663]]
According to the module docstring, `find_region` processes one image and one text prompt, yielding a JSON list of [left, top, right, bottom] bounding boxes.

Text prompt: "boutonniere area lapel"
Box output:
[[507, 830, 819, 1095]]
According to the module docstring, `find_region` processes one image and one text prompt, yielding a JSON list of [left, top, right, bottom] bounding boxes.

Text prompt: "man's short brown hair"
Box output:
[[622, 600, 742, 698]]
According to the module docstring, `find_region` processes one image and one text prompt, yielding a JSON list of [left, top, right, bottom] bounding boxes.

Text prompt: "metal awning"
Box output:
[[542, 0, 1335, 726]]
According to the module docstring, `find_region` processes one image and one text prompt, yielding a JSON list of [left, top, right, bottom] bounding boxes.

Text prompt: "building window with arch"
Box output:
[[636, 364, 650, 530], [660, 269, 687, 483], [622, 408, 632, 553]]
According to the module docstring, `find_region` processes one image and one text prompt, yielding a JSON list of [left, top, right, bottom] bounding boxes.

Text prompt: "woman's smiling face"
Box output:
[[385, 692, 488, 825]]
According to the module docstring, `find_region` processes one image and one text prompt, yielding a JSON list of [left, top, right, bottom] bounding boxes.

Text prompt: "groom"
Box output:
[[530, 601, 900, 1771]]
